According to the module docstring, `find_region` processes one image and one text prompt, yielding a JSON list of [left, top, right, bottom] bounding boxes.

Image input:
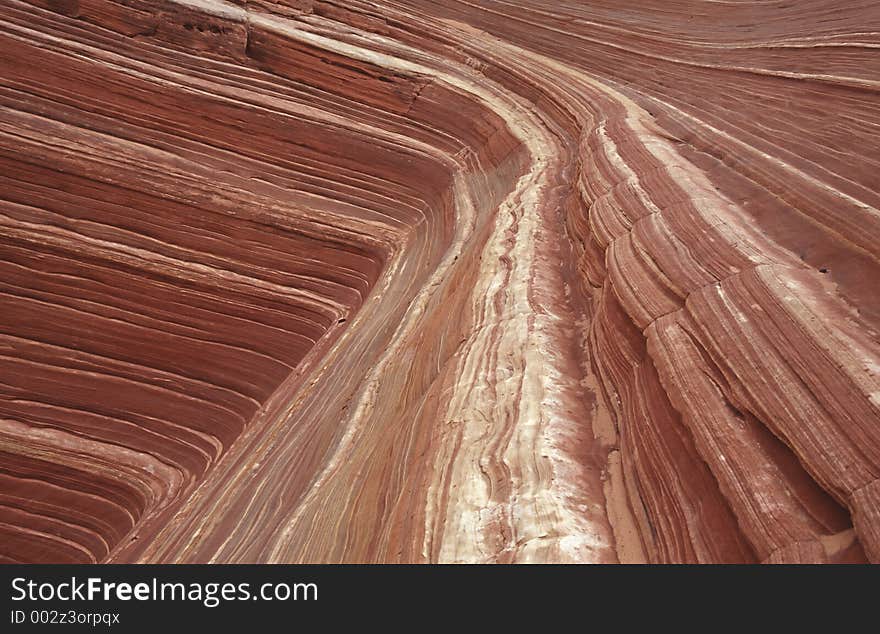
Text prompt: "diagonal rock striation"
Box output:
[[0, 0, 878, 563]]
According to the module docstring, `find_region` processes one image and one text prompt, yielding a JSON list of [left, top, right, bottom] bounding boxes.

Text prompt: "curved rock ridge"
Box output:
[[0, 0, 878, 563]]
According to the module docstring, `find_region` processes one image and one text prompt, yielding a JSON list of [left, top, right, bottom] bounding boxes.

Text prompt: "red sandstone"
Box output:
[[1, 0, 878, 563]]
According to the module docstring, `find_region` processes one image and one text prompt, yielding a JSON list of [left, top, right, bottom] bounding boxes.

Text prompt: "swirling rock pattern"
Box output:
[[1, 0, 878, 563]]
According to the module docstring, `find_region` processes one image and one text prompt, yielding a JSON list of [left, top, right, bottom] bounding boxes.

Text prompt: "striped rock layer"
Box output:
[[1, 0, 878, 563]]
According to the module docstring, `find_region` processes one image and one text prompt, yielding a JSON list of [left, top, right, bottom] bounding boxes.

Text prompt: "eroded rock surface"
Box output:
[[1, 0, 878, 563]]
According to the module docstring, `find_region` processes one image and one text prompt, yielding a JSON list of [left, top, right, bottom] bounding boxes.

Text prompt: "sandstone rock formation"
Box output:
[[1, 0, 878, 563]]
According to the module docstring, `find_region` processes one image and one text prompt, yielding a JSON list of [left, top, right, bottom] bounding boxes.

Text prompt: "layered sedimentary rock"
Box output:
[[1, 0, 878, 563]]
